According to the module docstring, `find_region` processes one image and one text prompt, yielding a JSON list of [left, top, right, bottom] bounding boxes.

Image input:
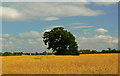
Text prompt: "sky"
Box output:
[[0, 2, 118, 52]]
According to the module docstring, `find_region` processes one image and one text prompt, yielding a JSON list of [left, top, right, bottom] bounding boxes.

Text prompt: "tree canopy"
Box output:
[[43, 27, 79, 55]]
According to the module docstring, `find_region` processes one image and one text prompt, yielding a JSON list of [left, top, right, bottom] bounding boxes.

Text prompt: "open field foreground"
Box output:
[[2, 54, 118, 74]]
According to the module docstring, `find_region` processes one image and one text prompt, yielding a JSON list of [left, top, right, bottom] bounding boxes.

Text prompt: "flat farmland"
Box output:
[[2, 54, 118, 74]]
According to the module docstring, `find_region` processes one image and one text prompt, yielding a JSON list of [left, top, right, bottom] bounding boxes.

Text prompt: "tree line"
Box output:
[[1, 48, 120, 56], [79, 48, 120, 54], [0, 51, 53, 56]]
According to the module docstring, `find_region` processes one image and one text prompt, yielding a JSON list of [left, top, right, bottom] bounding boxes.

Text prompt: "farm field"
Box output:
[[2, 54, 118, 74]]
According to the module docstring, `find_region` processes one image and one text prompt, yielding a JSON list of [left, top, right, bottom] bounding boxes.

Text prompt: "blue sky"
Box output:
[[1, 2, 118, 52]]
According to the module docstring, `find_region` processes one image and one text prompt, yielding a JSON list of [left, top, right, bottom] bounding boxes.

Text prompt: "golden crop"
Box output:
[[2, 54, 118, 74]]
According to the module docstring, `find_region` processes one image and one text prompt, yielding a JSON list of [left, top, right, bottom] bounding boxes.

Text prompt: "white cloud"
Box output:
[[0, 34, 10, 37], [1, 0, 88, 2], [83, 29, 90, 32], [44, 17, 59, 21], [0, 38, 6, 41], [36, 38, 42, 41], [95, 28, 108, 34], [2, 31, 118, 52], [112, 39, 118, 43], [1, 0, 119, 2], [18, 31, 41, 38], [89, 0, 118, 2], [53, 26, 64, 28], [94, 35, 112, 39], [94, 2, 116, 6], [84, 32, 91, 35], [9, 37, 24, 44], [42, 26, 64, 35], [3, 41, 14, 47], [3, 34, 10, 37], [2, 2, 104, 21], [2, 31, 47, 52], [77, 35, 118, 50], [72, 26, 93, 29], [42, 30, 51, 35], [70, 22, 84, 25], [44, 30, 51, 32], [28, 38, 43, 44], [28, 39, 37, 44], [0, 6, 25, 21]]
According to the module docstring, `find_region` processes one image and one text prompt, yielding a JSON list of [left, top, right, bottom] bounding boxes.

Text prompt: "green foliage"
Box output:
[[34, 57, 42, 60], [1, 48, 120, 56], [91, 50, 97, 53], [24, 53, 30, 55], [43, 27, 79, 55], [0, 52, 2, 56], [2, 52, 13, 56], [102, 48, 120, 53], [31, 53, 36, 55], [42, 51, 47, 55], [79, 48, 120, 54], [13, 52, 23, 56], [79, 49, 91, 54], [35, 52, 39, 55]]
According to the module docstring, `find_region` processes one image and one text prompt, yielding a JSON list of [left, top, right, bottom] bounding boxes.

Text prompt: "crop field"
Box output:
[[2, 54, 118, 74]]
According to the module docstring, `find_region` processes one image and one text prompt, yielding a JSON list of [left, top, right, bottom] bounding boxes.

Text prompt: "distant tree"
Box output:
[[13, 52, 23, 56], [42, 51, 47, 55], [35, 52, 39, 55], [91, 50, 97, 53], [43, 27, 79, 55], [85, 49, 91, 54], [31, 53, 36, 55], [118, 50, 120, 53], [2, 52, 13, 56], [111, 49, 117, 53], [24, 53, 30, 55], [79, 49, 91, 54], [108, 48, 112, 52], [47, 52, 53, 55], [102, 50, 106, 53], [0, 52, 2, 56]]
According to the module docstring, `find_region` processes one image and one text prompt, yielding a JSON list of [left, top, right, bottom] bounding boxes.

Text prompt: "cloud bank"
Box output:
[[95, 28, 108, 34], [1, 2, 105, 21], [1, 30, 118, 52]]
